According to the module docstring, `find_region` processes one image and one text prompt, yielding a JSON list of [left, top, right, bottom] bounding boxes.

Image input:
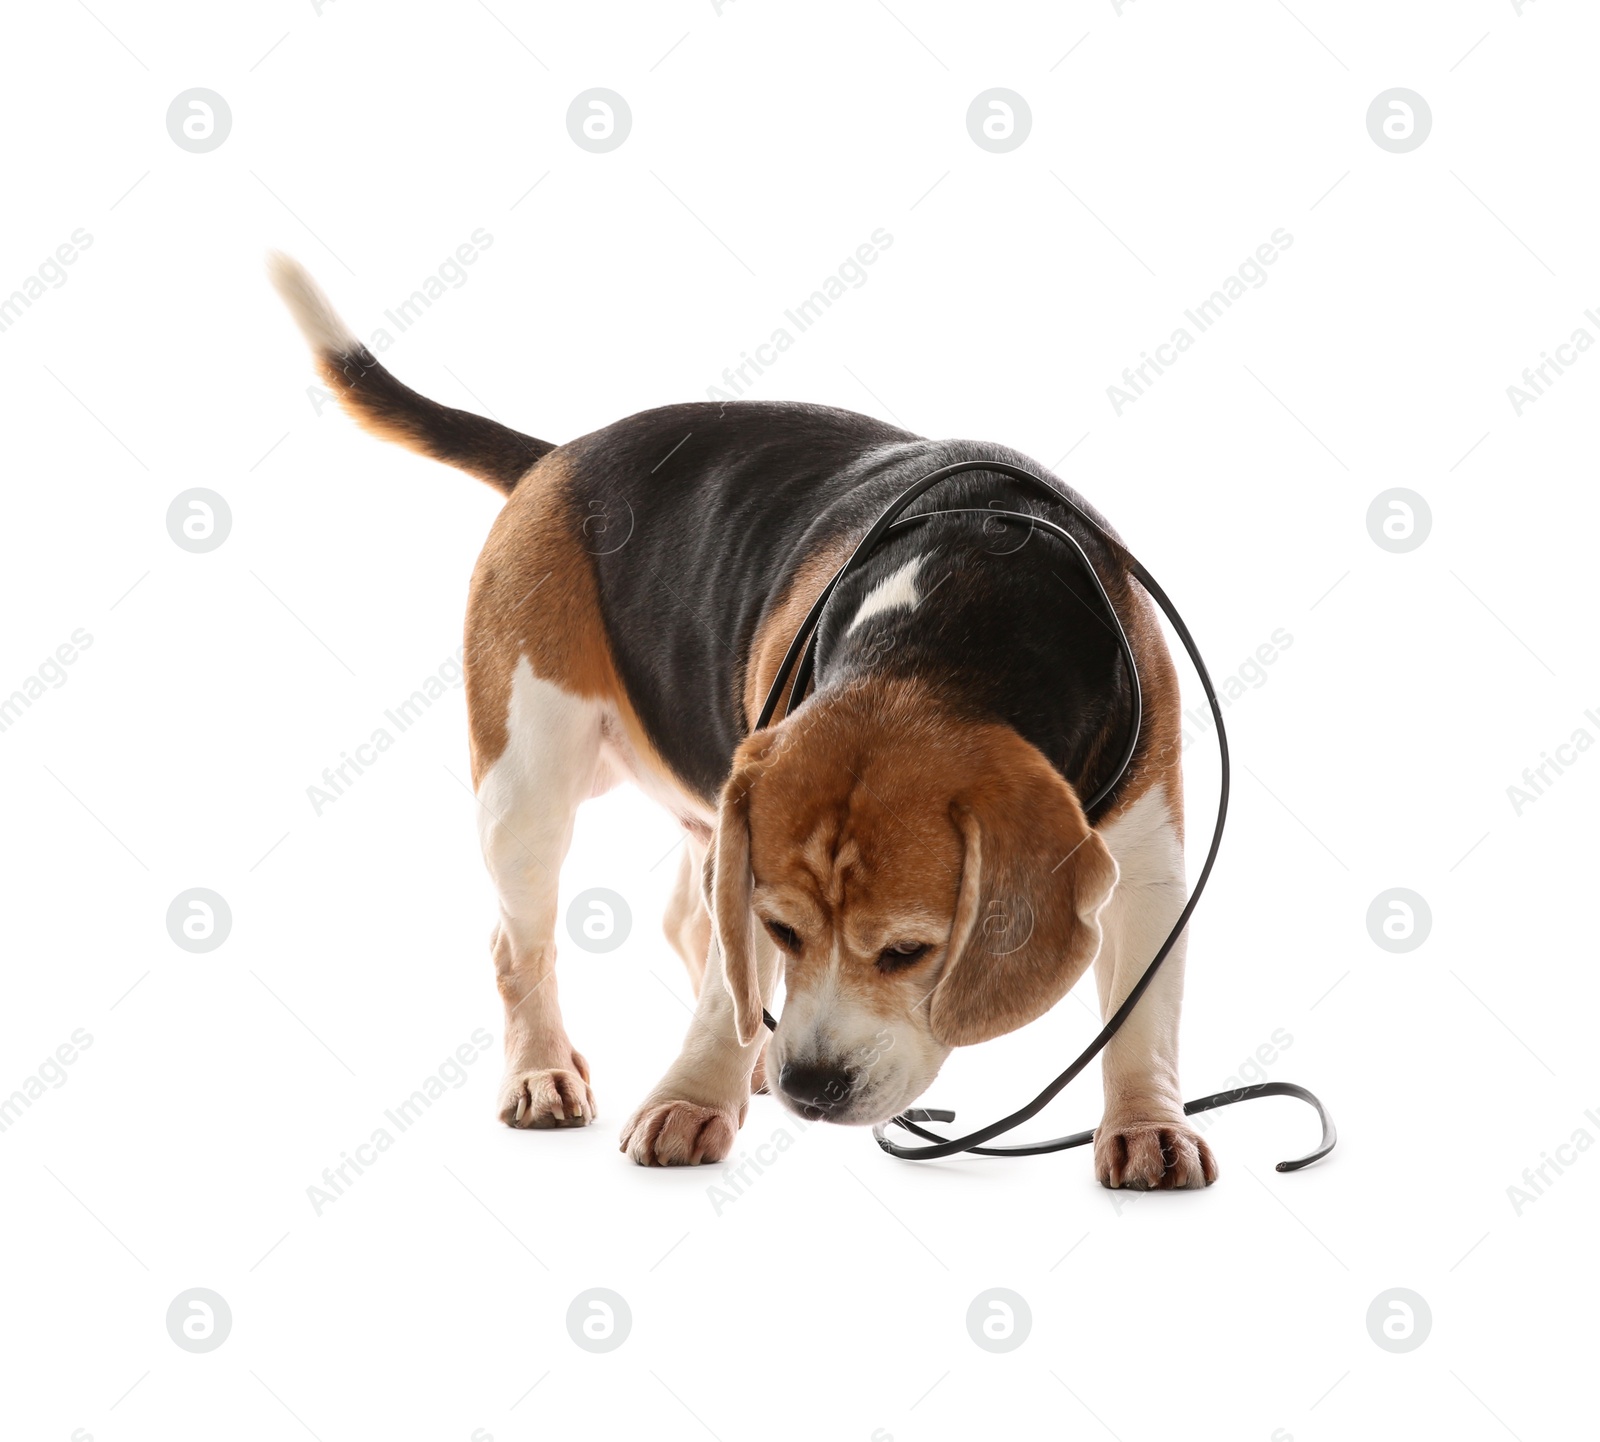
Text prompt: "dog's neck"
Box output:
[[805, 514, 1135, 819]]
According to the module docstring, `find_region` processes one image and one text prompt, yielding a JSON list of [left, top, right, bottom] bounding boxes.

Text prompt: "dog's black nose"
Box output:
[[778, 1061, 853, 1119]]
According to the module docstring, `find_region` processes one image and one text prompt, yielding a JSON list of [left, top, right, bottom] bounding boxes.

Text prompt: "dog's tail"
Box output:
[[267, 252, 553, 495]]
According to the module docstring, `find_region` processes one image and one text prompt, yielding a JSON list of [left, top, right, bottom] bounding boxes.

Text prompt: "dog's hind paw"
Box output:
[[498, 1062, 596, 1129]]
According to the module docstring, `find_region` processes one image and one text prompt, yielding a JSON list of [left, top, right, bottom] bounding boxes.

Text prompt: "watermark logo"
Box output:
[[166, 1288, 232, 1352], [0, 628, 95, 735], [577, 496, 635, 555], [307, 648, 468, 816], [1366, 89, 1431, 154], [167, 488, 232, 554], [1365, 488, 1430, 554], [966, 1289, 1032, 1352], [978, 505, 1033, 557], [166, 89, 232, 153], [1220, 1028, 1295, 1093], [1365, 1288, 1431, 1352], [1506, 313, 1600, 415], [705, 1117, 812, 1214], [0, 229, 94, 335], [566, 1289, 631, 1352], [705, 229, 894, 401], [980, 896, 1034, 956], [1179, 628, 1295, 751], [305, 1029, 494, 1216], [1366, 889, 1430, 953], [166, 889, 232, 954], [566, 887, 632, 954], [567, 90, 631, 153], [1506, 1108, 1600, 1215], [966, 89, 1031, 153], [0, 1029, 95, 1134], [1506, 709, 1600, 815], [307, 233, 495, 382], [1107, 228, 1293, 415]]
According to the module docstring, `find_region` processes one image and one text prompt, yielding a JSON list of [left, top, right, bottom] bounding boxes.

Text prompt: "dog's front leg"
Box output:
[[1092, 785, 1218, 1190], [620, 930, 778, 1166]]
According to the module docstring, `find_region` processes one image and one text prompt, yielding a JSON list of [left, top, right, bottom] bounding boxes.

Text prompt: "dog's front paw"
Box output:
[[620, 1098, 744, 1167], [1095, 1118, 1217, 1190], [498, 1060, 596, 1129]]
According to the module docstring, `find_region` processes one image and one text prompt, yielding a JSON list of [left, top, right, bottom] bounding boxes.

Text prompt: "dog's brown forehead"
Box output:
[[746, 739, 964, 925]]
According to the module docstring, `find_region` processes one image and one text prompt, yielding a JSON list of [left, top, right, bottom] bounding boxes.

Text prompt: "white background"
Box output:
[[2, 2, 1595, 1439]]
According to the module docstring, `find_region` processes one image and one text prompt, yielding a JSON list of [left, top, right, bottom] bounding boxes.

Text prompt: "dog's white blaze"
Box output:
[[776, 940, 842, 1055], [846, 553, 928, 634]]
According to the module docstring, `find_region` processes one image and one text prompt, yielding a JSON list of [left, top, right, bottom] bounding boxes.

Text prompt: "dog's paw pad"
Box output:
[[619, 1100, 740, 1167], [498, 1065, 596, 1130], [1095, 1119, 1217, 1190]]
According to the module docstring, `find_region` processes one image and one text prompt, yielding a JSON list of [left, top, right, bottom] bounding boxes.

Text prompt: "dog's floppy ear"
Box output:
[[707, 761, 764, 1047], [929, 728, 1120, 1047]]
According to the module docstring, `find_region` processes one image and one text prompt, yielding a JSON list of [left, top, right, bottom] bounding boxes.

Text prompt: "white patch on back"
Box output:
[[847, 553, 928, 634]]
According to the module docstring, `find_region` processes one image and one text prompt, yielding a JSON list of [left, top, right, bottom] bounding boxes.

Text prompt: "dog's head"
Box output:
[[707, 679, 1119, 1125]]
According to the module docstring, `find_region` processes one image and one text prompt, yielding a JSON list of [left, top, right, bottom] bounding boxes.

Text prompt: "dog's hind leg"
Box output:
[[475, 658, 605, 1128], [663, 839, 710, 996]]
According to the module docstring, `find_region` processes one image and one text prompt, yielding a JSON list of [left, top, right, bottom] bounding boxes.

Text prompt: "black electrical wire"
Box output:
[[755, 459, 1336, 1174]]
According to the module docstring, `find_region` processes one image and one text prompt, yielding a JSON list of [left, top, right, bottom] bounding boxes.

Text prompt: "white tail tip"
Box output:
[[266, 250, 358, 356]]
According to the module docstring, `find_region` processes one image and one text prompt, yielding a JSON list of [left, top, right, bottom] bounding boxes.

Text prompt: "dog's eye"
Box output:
[[764, 919, 801, 953], [877, 941, 930, 972]]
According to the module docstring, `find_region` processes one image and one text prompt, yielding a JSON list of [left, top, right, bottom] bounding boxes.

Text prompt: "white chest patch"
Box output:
[[847, 553, 929, 634], [1096, 783, 1182, 892]]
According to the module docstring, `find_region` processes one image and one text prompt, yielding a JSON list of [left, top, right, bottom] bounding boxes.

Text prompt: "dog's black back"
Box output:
[[573, 401, 1139, 813]]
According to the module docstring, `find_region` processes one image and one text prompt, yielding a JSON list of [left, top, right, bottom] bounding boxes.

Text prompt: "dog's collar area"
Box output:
[[753, 459, 1337, 1174], [823, 504, 1142, 818]]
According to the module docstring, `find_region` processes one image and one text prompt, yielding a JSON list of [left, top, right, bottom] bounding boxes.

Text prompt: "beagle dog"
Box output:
[[271, 254, 1217, 1189]]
